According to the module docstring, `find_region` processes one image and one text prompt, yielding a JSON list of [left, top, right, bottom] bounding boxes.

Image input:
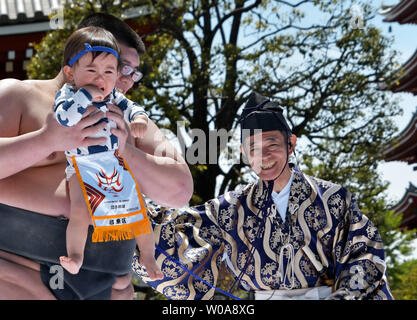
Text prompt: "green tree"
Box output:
[[26, 0, 124, 79], [390, 259, 417, 300], [132, 0, 402, 203]]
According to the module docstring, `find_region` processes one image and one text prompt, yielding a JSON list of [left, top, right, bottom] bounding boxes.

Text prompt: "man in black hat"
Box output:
[[239, 91, 296, 197], [133, 92, 393, 300]]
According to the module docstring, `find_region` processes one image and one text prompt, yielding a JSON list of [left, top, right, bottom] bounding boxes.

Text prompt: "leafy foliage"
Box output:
[[26, 0, 124, 79], [390, 259, 417, 300], [130, 0, 403, 203]]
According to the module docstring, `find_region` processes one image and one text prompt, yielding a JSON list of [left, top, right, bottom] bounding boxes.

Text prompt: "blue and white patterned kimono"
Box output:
[[132, 164, 393, 300], [54, 83, 147, 157]]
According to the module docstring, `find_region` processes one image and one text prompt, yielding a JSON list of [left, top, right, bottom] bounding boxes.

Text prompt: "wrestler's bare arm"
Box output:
[[0, 79, 49, 179], [132, 120, 193, 208], [107, 105, 193, 208], [0, 79, 107, 180], [0, 78, 111, 215]]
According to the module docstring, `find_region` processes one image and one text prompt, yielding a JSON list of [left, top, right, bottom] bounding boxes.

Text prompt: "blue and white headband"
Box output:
[[68, 43, 119, 66]]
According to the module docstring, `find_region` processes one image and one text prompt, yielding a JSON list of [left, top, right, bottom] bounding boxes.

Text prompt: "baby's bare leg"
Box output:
[[136, 230, 163, 280], [59, 176, 91, 274]]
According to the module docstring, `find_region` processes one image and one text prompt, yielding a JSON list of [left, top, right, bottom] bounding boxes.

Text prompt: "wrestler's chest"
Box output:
[[19, 97, 67, 165], [19, 95, 55, 134]]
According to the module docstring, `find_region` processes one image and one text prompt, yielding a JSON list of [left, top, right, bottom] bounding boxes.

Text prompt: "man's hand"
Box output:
[[43, 106, 107, 152]]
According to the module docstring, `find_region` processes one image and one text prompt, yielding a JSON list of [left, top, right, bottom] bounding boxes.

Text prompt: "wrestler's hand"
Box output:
[[43, 107, 107, 152], [106, 103, 132, 154]]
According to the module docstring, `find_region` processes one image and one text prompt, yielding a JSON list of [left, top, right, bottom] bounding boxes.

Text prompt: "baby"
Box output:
[[54, 26, 163, 280]]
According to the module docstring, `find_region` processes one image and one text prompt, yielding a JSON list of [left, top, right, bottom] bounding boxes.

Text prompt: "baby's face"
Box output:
[[71, 52, 118, 98]]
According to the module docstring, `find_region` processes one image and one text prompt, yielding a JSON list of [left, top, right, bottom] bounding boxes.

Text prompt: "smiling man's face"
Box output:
[[242, 130, 296, 185]]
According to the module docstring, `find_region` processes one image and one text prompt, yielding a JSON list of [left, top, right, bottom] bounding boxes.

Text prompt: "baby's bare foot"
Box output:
[[140, 255, 163, 280], [59, 256, 82, 275]]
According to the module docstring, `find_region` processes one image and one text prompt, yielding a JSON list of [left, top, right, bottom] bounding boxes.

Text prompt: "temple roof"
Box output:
[[380, 47, 417, 94], [0, 1, 152, 36], [379, 1, 417, 94], [0, 0, 59, 26], [381, 1, 417, 231], [391, 182, 417, 230], [393, 183, 417, 212], [382, 0, 417, 24], [384, 108, 417, 164], [0, 1, 150, 27]]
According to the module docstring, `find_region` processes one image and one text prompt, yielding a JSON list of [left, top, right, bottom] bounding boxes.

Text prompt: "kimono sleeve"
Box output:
[[132, 202, 226, 300], [331, 194, 393, 300], [112, 89, 147, 123]]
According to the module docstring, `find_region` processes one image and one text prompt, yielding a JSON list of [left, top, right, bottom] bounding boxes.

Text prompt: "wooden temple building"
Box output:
[[0, 0, 57, 80], [382, 0, 417, 230]]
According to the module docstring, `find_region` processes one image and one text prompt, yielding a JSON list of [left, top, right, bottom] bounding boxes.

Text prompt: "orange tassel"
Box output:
[[92, 219, 152, 243]]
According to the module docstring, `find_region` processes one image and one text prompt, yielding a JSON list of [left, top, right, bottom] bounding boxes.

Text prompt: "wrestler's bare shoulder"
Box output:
[[0, 79, 25, 109], [0, 78, 66, 166], [0, 77, 56, 99], [2, 77, 58, 121], [0, 78, 51, 112], [0, 77, 53, 88], [0, 78, 39, 94]]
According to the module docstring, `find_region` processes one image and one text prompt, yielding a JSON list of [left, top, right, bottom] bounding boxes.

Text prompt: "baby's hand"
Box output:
[[130, 114, 148, 139], [82, 85, 104, 102]]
